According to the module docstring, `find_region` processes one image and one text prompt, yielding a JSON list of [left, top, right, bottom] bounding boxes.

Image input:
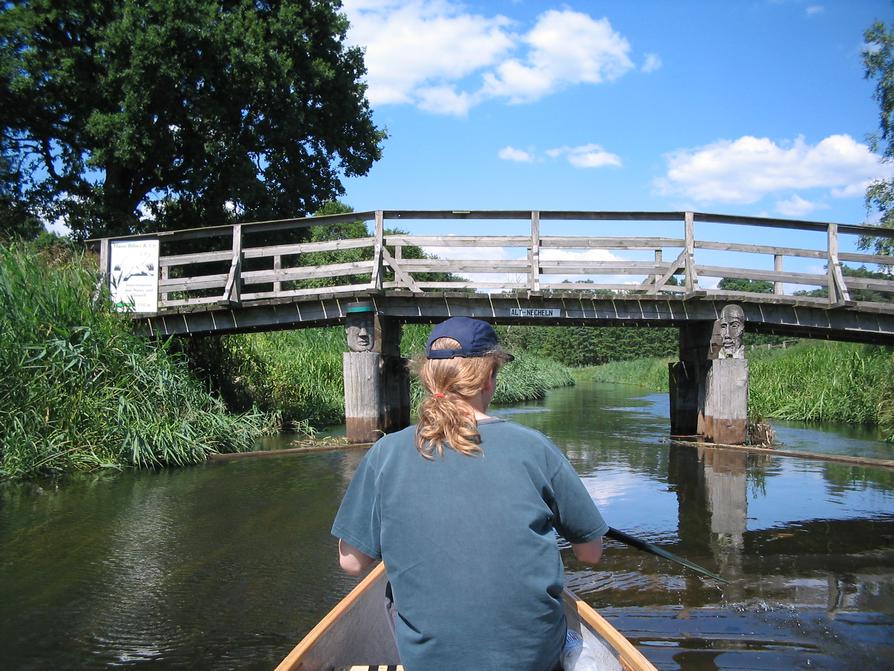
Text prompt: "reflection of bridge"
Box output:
[[93, 210, 893, 441], [93, 210, 894, 342]]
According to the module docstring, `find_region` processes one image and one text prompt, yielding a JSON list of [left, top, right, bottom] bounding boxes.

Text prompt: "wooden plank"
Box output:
[[540, 236, 685, 249], [159, 295, 226, 308], [530, 210, 540, 293], [241, 237, 374, 259], [852, 300, 894, 314], [372, 210, 384, 291], [695, 240, 827, 259], [695, 265, 827, 285], [562, 590, 657, 671], [774, 254, 783, 295], [839, 250, 894, 265], [159, 250, 233, 266], [684, 212, 699, 291], [540, 261, 667, 275], [239, 283, 374, 301], [273, 563, 390, 671], [222, 224, 242, 303], [408, 281, 526, 290], [694, 211, 894, 237], [393, 259, 529, 272], [669, 439, 894, 470], [160, 273, 229, 291], [384, 235, 530, 247], [383, 210, 685, 222], [539, 282, 685, 292], [381, 247, 421, 292], [845, 276, 894, 291], [649, 249, 687, 294], [241, 261, 374, 284]]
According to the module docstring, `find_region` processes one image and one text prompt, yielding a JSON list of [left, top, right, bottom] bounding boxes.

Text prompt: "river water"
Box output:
[[2, 381, 893, 670]]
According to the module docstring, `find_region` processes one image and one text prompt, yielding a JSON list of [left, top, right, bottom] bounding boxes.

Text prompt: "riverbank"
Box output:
[[187, 324, 575, 431], [2, 239, 575, 478], [575, 341, 894, 442], [0, 241, 278, 479]]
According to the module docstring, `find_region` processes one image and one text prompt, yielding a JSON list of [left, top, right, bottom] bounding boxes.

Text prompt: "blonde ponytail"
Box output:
[[413, 337, 507, 459]]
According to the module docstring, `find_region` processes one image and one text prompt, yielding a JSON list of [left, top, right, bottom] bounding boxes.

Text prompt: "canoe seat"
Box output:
[[343, 667, 404, 671]]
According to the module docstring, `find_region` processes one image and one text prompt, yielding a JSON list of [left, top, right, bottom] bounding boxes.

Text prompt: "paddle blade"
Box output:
[[606, 527, 729, 584]]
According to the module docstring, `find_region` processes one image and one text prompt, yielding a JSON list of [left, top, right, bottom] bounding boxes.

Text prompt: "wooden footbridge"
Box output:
[[92, 209, 893, 442], [94, 209, 894, 343]]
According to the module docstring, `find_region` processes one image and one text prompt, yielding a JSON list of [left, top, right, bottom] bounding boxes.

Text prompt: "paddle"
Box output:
[[606, 527, 729, 584]]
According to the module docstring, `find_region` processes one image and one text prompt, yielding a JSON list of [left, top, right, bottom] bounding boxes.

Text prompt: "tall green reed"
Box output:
[[0, 242, 275, 479]]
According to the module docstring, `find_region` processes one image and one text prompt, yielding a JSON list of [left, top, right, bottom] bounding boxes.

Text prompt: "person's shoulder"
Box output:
[[483, 419, 557, 450], [373, 424, 419, 457]]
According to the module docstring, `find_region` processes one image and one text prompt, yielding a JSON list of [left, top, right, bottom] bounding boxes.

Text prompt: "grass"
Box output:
[[197, 323, 575, 429], [576, 341, 894, 439], [0, 240, 277, 479], [574, 356, 672, 391]]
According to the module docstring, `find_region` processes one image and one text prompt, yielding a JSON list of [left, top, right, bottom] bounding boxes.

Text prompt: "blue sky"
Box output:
[[337, 1, 893, 263]]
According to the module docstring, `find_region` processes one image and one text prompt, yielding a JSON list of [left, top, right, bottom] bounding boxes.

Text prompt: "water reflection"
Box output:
[[2, 381, 893, 670]]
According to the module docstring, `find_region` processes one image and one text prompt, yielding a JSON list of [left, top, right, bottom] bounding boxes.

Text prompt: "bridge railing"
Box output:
[[94, 210, 894, 314]]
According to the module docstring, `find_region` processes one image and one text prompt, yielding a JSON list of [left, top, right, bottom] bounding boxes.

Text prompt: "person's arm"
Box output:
[[338, 538, 375, 576], [571, 536, 603, 564]]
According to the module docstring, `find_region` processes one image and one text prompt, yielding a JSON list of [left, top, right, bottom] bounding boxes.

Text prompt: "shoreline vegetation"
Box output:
[[576, 341, 894, 443], [1, 239, 574, 479], [0, 240, 280, 479], [3, 238, 890, 479]]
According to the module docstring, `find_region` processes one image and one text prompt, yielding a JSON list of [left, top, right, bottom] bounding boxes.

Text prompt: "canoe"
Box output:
[[274, 562, 656, 671]]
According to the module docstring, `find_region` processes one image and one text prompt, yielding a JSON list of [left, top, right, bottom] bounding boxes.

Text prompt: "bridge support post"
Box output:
[[343, 303, 410, 443], [702, 359, 748, 444], [669, 322, 713, 436]]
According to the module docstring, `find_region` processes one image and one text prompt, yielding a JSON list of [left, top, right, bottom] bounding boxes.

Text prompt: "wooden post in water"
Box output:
[[669, 321, 713, 436], [702, 304, 749, 445], [702, 359, 749, 444], [343, 302, 410, 443]]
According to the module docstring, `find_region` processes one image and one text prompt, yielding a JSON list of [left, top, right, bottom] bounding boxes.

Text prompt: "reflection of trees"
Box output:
[[820, 461, 894, 494], [2, 454, 363, 669]]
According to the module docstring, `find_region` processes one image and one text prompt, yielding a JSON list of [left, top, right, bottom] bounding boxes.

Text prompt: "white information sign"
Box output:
[[109, 239, 160, 313], [509, 307, 562, 318]]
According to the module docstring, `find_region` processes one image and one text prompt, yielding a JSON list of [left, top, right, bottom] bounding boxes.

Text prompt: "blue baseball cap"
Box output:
[[425, 317, 513, 360]]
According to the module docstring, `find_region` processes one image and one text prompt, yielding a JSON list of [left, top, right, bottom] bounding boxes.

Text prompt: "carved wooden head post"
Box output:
[[718, 303, 745, 359], [345, 301, 375, 352]]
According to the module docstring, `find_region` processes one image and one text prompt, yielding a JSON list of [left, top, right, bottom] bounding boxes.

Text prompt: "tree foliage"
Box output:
[[862, 18, 894, 258], [718, 277, 774, 293], [0, 0, 384, 239]]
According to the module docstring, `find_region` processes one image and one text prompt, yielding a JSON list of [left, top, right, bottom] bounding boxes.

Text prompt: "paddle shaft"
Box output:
[[606, 527, 729, 584]]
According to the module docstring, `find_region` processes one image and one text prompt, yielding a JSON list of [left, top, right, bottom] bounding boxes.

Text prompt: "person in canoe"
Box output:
[[332, 316, 608, 671]]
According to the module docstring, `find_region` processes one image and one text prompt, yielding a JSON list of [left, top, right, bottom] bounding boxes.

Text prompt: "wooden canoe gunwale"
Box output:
[[275, 562, 657, 671]]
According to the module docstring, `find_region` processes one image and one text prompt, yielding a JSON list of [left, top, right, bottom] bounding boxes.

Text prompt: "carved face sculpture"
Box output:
[[719, 304, 745, 359], [346, 313, 374, 352]]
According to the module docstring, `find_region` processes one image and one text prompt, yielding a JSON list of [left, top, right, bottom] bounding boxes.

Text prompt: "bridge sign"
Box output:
[[109, 239, 159, 313], [509, 307, 562, 318]]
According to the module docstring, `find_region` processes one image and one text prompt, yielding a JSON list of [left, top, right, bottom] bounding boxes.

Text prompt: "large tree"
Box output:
[[0, 0, 384, 239], [863, 18, 894, 258]]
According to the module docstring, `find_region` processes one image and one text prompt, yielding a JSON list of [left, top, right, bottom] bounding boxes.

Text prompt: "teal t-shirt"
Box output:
[[331, 419, 608, 671]]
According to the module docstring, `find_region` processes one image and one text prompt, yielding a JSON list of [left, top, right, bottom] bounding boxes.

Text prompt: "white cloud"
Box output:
[[343, 2, 636, 115], [806, 5, 825, 17], [343, 0, 513, 106], [498, 146, 535, 163], [482, 10, 634, 103], [642, 53, 662, 73], [417, 85, 476, 116], [655, 134, 889, 204], [775, 194, 823, 217], [547, 144, 622, 168]]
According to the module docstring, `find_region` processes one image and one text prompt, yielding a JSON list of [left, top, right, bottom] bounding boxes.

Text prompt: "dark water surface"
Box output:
[[2, 382, 893, 670]]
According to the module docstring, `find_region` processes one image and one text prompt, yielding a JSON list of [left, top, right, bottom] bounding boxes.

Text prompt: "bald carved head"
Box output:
[[718, 304, 745, 359]]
